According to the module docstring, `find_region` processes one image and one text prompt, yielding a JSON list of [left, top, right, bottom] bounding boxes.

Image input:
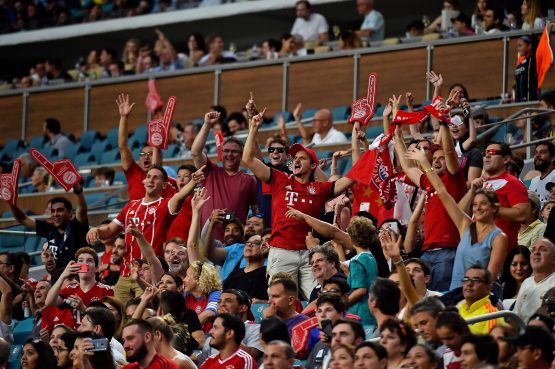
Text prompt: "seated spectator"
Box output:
[[261, 39, 280, 60], [505, 326, 554, 369], [136, 50, 159, 74], [459, 334, 499, 369], [71, 331, 116, 369], [30, 166, 51, 192], [187, 33, 206, 67], [198, 34, 237, 66], [21, 338, 56, 369], [521, 0, 545, 30], [355, 0, 385, 41], [45, 58, 73, 83], [290, 0, 329, 43], [452, 13, 474, 36], [368, 278, 400, 333], [279, 33, 307, 57], [173, 123, 199, 157], [353, 340, 387, 369], [183, 261, 222, 332], [489, 324, 518, 369], [18, 152, 38, 184], [267, 278, 309, 337], [122, 38, 140, 73], [425, 0, 460, 33], [528, 142, 555, 204], [297, 108, 347, 145], [379, 319, 417, 369], [405, 20, 425, 38], [264, 341, 296, 369], [305, 245, 345, 306], [518, 191, 546, 248], [541, 200, 555, 223], [152, 29, 183, 72], [410, 297, 446, 355], [43, 117, 72, 157], [500, 246, 532, 308], [436, 310, 469, 369], [457, 265, 503, 334], [339, 30, 363, 49], [94, 166, 115, 187], [107, 60, 125, 77], [483, 6, 507, 34], [225, 112, 248, 136], [405, 344, 440, 369]]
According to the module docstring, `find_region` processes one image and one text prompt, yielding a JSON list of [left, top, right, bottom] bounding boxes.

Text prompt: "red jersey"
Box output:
[[201, 349, 257, 369], [420, 169, 467, 250], [59, 281, 114, 306], [483, 172, 528, 248], [41, 305, 78, 332], [124, 161, 177, 201], [114, 197, 177, 276], [166, 196, 193, 241], [121, 354, 180, 369], [184, 291, 219, 333], [268, 169, 334, 250], [99, 249, 113, 280]]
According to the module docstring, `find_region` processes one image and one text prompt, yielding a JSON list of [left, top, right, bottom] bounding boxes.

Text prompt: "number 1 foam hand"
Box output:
[[147, 96, 176, 150], [0, 158, 21, 205], [29, 149, 82, 192]]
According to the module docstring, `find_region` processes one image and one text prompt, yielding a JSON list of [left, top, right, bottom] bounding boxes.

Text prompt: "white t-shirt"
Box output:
[[529, 168, 555, 205], [311, 127, 348, 145], [514, 271, 555, 323], [360, 9, 385, 41], [291, 13, 329, 42]]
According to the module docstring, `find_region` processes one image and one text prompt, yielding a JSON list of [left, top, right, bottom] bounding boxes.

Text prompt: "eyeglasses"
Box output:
[[461, 277, 485, 284], [268, 147, 286, 154], [483, 148, 503, 157], [246, 241, 262, 247], [139, 151, 153, 157], [222, 149, 242, 155]]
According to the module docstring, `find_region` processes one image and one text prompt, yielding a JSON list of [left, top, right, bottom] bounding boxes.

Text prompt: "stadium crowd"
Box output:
[[3, 0, 551, 92], [0, 55, 554, 369]]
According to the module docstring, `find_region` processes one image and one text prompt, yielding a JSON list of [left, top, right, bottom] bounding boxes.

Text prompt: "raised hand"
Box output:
[[191, 165, 206, 184], [293, 102, 303, 121], [426, 71, 443, 88], [204, 111, 221, 127], [305, 232, 320, 248], [405, 92, 414, 111], [380, 230, 402, 260], [246, 92, 257, 118], [141, 286, 159, 302], [390, 94, 402, 117], [470, 177, 484, 190], [126, 218, 142, 238], [318, 158, 329, 169], [116, 93, 135, 117], [382, 101, 393, 118], [446, 89, 460, 108], [250, 107, 266, 129], [210, 208, 226, 223], [405, 147, 428, 164], [86, 228, 100, 245], [191, 187, 210, 211], [285, 206, 305, 221]]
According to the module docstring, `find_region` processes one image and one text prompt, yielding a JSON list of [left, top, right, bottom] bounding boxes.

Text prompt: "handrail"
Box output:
[[465, 310, 526, 333]]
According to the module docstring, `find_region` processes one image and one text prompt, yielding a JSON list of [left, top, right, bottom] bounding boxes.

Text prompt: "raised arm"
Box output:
[[293, 103, 310, 145], [116, 93, 136, 171], [439, 123, 459, 175], [73, 182, 88, 224], [202, 209, 229, 265], [0, 274, 13, 325], [131, 286, 158, 320], [403, 193, 425, 254], [351, 122, 367, 164], [187, 187, 211, 263], [86, 221, 122, 245], [425, 71, 443, 99], [285, 207, 353, 248], [243, 109, 271, 183], [168, 165, 205, 214], [45, 261, 82, 307], [154, 29, 177, 61], [126, 221, 164, 284], [405, 148, 471, 235], [488, 232, 508, 282], [406, 93, 425, 140], [460, 99, 476, 151], [191, 112, 219, 169], [394, 126, 422, 185], [8, 202, 36, 229]]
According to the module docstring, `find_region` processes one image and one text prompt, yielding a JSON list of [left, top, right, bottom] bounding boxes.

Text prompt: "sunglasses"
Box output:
[[268, 147, 286, 154], [483, 148, 504, 157], [139, 151, 153, 157], [461, 277, 485, 284]]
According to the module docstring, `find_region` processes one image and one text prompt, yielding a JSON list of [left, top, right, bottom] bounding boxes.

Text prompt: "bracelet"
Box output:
[[423, 167, 434, 174], [393, 258, 405, 266]]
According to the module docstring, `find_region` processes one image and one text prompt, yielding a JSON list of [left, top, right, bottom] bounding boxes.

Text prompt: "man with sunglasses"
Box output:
[[465, 142, 530, 248], [116, 94, 177, 201], [457, 265, 503, 334], [191, 111, 258, 241]]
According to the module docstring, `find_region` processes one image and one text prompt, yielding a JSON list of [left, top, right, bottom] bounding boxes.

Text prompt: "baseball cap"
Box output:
[[503, 326, 554, 362], [528, 191, 541, 210], [289, 143, 318, 165], [546, 182, 555, 192]]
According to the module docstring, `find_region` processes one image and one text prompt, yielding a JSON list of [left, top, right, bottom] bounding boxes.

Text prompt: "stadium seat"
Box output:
[[28, 135, 46, 149], [106, 127, 120, 148], [272, 111, 294, 125], [99, 149, 121, 164], [13, 318, 35, 345], [331, 105, 351, 121], [8, 345, 22, 369], [2, 210, 12, 218], [90, 140, 112, 159], [163, 144, 179, 159], [2, 138, 24, 153], [62, 142, 82, 160], [1, 224, 27, 248], [301, 108, 318, 120], [251, 303, 268, 323], [80, 130, 100, 151], [366, 125, 384, 139], [113, 171, 126, 185], [74, 153, 96, 168], [84, 192, 109, 207], [128, 135, 143, 150], [132, 124, 148, 145]]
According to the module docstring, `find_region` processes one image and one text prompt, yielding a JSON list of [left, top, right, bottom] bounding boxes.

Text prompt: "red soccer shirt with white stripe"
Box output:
[[113, 197, 176, 276], [59, 281, 114, 306], [200, 349, 258, 369]]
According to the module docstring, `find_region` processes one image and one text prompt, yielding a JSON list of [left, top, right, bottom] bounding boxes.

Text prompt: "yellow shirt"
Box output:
[[458, 295, 503, 334]]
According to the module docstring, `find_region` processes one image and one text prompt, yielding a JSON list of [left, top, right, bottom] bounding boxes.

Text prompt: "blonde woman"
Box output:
[[521, 0, 544, 30], [148, 315, 197, 369], [183, 261, 222, 332]]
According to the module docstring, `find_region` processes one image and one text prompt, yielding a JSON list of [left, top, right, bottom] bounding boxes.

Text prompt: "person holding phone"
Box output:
[[71, 331, 116, 369], [45, 247, 114, 323]]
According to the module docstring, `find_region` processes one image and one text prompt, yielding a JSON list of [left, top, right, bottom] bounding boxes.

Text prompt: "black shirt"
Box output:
[[35, 217, 89, 269], [223, 266, 269, 301]]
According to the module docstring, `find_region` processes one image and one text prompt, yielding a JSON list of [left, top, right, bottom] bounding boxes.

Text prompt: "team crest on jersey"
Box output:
[[148, 207, 156, 214], [372, 154, 388, 188], [195, 306, 202, 313], [308, 185, 316, 194]]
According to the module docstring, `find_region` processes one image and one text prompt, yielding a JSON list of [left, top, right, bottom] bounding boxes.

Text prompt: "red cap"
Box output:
[[289, 144, 318, 166]]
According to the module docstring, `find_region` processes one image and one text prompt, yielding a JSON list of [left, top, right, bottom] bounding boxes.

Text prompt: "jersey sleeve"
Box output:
[[114, 202, 133, 227], [205, 290, 221, 314], [506, 179, 529, 206]]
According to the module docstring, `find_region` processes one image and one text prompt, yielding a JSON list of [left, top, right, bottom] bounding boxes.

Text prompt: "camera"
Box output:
[[223, 213, 234, 221]]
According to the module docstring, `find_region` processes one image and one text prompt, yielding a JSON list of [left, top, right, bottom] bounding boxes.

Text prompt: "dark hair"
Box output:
[[45, 118, 62, 134], [188, 32, 206, 52], [206, 33, 222, 46], [211, 105, 227, 122], [379, 318, 417, 355], [540, 91, 555, 108], [218, 313, 245, 345], [467, 264, 492, 285], [354, 341, 388, 360], [260, 316, 290, 344], [59, 331, 77, 352], [410, 297, 445, 318], [379, 218, 406, 240], [223, 136, 244, 151], [436, 311, 470, 334], [159, 290, 186, 321], [406, 19, 425, 31], [410, 344, 441, 368], [15, 252, 30, 266], [370, 278, 400, 316], [528, 313, 555, 331], [270, 278, 298, 296], [161, 272, 183, 289], [225, 112, 247, 126], [333, 318, 365, 341], [101, 47, 117, 61], [281, 33, 293, 41], [404, 258, 431, 277], [84, 307, 116, 340], [296, 0, 311, 9], [461, 334, 499, 364], [74, 331, 116, 369], [536, 142, 555, 157], [448, 83, 469, 100], [177, 164, 197, 174], [123, 318, 154, 335], [308, 245, 340, 272], [0, 252, 23, 278], [94, 167, 115, 184], [316, 293, 347, 313], [501, 246, 531, 298], [264, 38, 281, 52], [148, 164, 168, 182], [23, 338, 57, 369], [322, 277, 351, 295], [49, 197, 72, 211]]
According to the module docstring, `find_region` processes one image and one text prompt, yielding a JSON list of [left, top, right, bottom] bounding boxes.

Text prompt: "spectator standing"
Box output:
[[355, 0, 385, 42], [166, 164, 196, 241], [191, 111, 258, 240], [529, 142, 555, 204], [183, 261, 222, 332], [200, 313, 258, 369], [515, 35, 539, 102], [290, 0, 329, 43], [514, 238, 555, 322], [43, 118, 72, 157]]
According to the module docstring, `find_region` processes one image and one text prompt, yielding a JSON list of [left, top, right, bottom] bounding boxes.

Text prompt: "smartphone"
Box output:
[[75, 263, 89, 273], [223, 213, 234, 221], [87, 338, 109, 352], [321, 319, 333, 339]]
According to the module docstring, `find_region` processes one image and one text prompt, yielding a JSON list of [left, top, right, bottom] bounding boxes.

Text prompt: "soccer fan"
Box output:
[[528, 142, 555, 204], [436, 311, 469, 369], [263, 341, 295, 369], [505, 326, 554, 369], [166, 164, 197, 241], [410, 298, 446, 355], [162, 237, 189, 280], [290, 0, 329, 43]]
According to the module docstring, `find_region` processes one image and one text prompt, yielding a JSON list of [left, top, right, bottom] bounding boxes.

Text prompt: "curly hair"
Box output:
[[379, 318, 417, 355], [347, 216, 377, 250], [190, 261, 222, 295]]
